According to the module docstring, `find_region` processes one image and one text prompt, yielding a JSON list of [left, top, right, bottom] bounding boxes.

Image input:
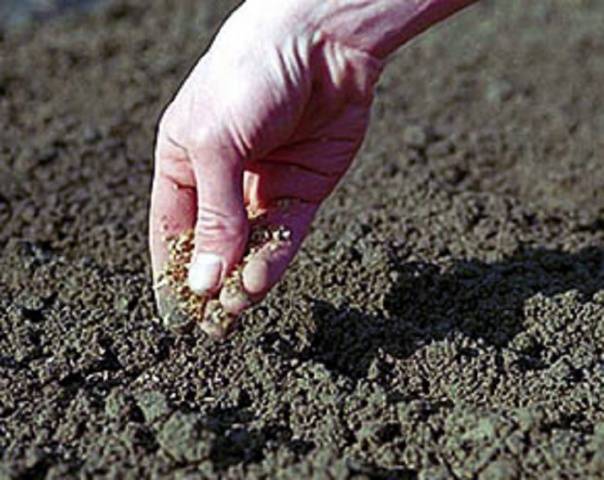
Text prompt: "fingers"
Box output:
[[149, 135, 198, 331], [150, 133, 197, 280], [218, 200, 318, 317], [245, 160, 340, 205], [187, 146, 248, 296], [149, 175, 197, 279]]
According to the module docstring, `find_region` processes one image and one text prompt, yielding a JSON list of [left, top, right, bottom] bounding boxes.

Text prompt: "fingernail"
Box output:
[[200, 299, 239, 340], [219, 285, 253, 316], [188, 253, 223, 294], [242, 257, 270, 296]]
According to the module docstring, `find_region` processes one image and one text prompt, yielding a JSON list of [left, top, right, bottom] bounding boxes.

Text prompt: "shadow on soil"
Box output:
[[205, 247, 604, 478], [296, 246, 604, 381]]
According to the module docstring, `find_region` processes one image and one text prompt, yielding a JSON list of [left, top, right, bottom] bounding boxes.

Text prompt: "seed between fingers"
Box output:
[[156, 206, 294, 339]]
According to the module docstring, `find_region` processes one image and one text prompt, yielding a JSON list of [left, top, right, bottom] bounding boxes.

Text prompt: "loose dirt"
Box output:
[[1, 1, 603, 478]]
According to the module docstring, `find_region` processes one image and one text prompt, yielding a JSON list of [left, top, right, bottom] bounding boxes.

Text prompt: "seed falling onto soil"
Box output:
[[155, 210, 293, 340]]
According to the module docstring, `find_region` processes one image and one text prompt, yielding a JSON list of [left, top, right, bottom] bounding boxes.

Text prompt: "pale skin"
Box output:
[[150, 0, 478, 336]]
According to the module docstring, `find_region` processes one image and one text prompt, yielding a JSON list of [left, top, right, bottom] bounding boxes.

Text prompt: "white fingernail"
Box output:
[[188, 253, 223, 294]]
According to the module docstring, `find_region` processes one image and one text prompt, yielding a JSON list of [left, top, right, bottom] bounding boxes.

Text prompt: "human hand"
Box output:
[[149, 1, 383, 337], [149, 0, 476, 337]]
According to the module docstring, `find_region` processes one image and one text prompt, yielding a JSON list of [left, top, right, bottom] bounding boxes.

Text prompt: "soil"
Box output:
[[0, 0, 106, 31], [1, 0, 603, 478]]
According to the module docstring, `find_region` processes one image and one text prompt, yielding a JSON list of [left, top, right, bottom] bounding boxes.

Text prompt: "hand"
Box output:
[[149, 0, 476, 337], [149, 0, 383, 336]]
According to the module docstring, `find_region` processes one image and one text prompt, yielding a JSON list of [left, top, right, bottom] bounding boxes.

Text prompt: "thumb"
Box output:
[[187, 145, 248, 296]]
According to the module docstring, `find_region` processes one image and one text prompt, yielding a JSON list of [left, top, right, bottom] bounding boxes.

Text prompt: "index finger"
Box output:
[[149, 134, 197, 331]]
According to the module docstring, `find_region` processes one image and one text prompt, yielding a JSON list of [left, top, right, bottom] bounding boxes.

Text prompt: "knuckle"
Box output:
[[188, 126, 220, 152], [196, 206, 247, 242]]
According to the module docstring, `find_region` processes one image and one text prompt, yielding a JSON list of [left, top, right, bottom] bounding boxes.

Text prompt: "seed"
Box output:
[[157, 205, 294, 338]]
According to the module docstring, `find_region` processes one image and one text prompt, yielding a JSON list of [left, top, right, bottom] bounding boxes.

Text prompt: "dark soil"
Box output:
[[0, 0, 106, 31], [1, 0, 603, 478]]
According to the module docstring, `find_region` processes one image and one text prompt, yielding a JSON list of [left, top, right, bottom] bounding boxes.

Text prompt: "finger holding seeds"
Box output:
[[219, 199, 319, 316], [155, 229, 206, 333], [157, 199, 318, 339]]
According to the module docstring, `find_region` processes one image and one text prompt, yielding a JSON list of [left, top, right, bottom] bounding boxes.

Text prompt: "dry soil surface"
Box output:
[[1, 1, 603, 478]]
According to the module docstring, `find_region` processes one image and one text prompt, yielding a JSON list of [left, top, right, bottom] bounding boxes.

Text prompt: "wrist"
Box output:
[[247, 0, 477, 59], [318, 0, 479, 58]]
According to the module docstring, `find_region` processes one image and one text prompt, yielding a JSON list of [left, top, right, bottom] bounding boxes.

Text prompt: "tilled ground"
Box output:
[[1, 1, 603, 478]]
